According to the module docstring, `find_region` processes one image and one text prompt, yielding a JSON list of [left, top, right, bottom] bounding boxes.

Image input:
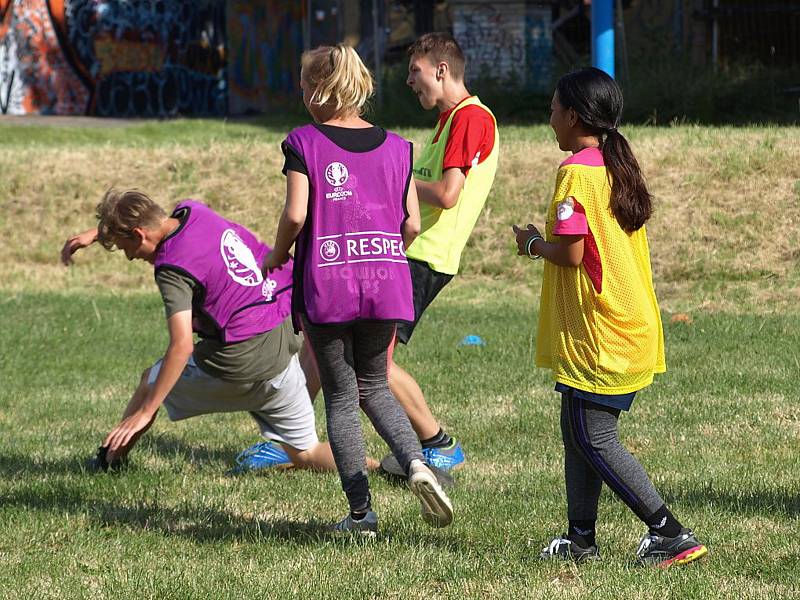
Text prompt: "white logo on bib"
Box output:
[[220, 229, 263, 287], [261, 278, 277, 301], [320, 239, 341, 262], [325, 162, 349, 186]]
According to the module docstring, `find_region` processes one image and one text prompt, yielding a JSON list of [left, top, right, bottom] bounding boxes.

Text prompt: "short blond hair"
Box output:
[[301, 45, 373, 117], [95, 188, 167, 250]]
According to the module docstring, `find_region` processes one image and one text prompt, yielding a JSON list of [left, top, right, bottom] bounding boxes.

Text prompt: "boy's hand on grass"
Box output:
[[103, 409, 155, 453]]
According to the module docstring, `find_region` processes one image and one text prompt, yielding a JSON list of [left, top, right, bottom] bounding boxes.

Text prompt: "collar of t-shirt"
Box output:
[[437, 96, 474, 127]]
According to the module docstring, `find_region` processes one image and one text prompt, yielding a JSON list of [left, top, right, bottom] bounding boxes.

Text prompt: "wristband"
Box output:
[[525, 235, 544, 260]]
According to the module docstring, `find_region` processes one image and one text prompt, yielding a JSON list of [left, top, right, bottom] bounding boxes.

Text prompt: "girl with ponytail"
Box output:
[[263, 45, 453, 536], [512, 68, 707, 567]]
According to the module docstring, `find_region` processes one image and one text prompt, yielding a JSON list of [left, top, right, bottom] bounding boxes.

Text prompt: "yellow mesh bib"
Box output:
[[405, 96, 499, 275], [535, 151, 666, 394]]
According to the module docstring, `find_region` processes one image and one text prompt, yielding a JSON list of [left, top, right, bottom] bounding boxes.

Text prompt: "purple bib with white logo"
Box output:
[[284, 125, 414, 324], [153, 200, 293, 342]]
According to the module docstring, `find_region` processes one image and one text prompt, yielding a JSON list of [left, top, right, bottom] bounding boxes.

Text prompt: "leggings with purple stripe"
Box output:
[[561, 390, 665, 523]]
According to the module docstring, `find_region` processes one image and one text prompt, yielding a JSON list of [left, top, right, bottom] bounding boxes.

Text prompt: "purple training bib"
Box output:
[[153, 200, 293, 342], [284, 124, 414, 325]]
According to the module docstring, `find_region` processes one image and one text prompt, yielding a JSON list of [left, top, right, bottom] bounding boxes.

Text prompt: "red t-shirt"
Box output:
[[432, 97, 496, 176]]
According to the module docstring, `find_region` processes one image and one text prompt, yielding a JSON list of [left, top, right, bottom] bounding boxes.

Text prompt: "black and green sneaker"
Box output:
[[539, 536, 601, 563]]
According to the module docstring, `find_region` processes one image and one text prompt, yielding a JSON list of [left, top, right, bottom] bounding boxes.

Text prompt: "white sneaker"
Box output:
[[408, 459, 453, 528]]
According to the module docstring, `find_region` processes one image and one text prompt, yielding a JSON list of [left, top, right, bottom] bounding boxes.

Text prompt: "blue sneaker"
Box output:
[[422, 440, 465, 471], [230, 440, 292, 474]]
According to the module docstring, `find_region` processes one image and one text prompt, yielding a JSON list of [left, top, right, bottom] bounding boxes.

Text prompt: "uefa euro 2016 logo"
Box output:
[[325, 162, 349, 186], [320, 240, 341, 262]]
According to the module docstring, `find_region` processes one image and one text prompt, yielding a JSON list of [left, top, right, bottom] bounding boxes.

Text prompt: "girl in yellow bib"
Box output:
[[513, 68, 707, 567]]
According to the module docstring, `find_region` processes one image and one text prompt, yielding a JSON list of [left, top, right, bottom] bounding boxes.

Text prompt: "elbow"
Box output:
[[285, 210, 306, 227], [403, 224, 420, 248], [170, 337, 194, 358], [440, 194, 458, 210], [404, 218, 421, 239]]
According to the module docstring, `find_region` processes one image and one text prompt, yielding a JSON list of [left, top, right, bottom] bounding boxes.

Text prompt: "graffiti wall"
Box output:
[[451, 1, 553, 92], [1, 0, 227, 116], [227, 0, 305, 115], [1, 0, 91, 115]]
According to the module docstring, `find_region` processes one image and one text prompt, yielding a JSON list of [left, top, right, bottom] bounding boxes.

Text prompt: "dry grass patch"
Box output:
[[1, 125, 798, 313]]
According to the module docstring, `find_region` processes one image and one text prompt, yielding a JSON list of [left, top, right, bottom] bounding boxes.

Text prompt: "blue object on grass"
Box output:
[[230, 440, 292, 473], [459, 334, 485, 346]]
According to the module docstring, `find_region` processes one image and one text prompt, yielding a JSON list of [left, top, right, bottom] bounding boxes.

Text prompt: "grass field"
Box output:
[[1, 118, 799, 599]]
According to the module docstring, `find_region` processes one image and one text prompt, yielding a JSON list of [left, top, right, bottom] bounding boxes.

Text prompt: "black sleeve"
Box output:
[[402, 141, 414, 219], [282, 140, 308, 176]]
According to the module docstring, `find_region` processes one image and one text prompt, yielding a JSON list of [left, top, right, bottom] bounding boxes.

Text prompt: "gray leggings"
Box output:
[[561, 390, 665, 523], [302, 317, 423, 513]]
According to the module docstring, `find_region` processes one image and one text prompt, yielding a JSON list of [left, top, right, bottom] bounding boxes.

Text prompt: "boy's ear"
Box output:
[[436, 61, 448, 80], [568, 108, 578, 127], [131, 227, 147, 243]]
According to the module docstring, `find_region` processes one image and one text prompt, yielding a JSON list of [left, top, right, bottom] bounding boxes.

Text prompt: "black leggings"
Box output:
[[561, 390, 665, 523]]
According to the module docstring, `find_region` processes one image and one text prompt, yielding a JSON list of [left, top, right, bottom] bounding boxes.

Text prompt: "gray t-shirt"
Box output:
[[155, 268, 302, 383]]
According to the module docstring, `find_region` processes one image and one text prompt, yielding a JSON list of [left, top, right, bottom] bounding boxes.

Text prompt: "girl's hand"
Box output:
[[512, 224, 542, 255], [262, 250, 289, 275]]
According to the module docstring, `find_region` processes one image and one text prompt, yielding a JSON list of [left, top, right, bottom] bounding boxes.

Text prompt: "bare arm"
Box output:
[[61, 227, 98, 265], [414, 167, 466, 210], [264, 170, 309, 271], [103, 310, 194, 452], [512, 224, 584, 267], [402, 176, 421, 249]]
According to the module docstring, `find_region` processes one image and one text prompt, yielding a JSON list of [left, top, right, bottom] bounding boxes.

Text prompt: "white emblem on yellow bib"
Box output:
[[556, 197, 575, 221]]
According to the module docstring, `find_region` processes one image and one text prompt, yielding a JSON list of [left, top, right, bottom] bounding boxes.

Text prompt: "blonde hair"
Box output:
[[301, 45, 373, 117], [95, 188, 167, 250]]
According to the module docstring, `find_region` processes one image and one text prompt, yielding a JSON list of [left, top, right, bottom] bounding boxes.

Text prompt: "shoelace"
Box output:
[[636, 534, 655, 557], [235, 442, 272, 465], [543, 537, 570, 556]]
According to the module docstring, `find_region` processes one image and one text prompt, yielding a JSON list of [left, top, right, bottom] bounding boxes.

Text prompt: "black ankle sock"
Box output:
[[421, 428, 452, 449], [646, 505, 682, 538], [568, 520, 596, 548], [350, 508, 370, 521]]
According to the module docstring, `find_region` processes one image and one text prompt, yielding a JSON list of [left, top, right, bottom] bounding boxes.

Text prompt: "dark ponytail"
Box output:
[[556, 68, 652, 232]]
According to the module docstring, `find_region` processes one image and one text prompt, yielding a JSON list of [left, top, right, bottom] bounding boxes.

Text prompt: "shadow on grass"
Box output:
[[143, 433, 243, 467], [0, 479, 465, 550], [0, 482, 329, 544], [0, 434, 246, 476], [664, 484, 800, 519]]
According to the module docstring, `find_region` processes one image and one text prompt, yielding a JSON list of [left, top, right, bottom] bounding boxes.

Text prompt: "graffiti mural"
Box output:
[[452, 1, 553, 91], [525, 6, 553, 93], [227, 0, 304, 115], [0, 0, 91, 115], [67, 0, 227, 117], [1, 0, 227, 116], [453, 2, 526, 81]]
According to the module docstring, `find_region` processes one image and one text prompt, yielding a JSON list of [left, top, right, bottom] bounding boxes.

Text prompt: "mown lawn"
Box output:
[[1, 118, 798, 599]]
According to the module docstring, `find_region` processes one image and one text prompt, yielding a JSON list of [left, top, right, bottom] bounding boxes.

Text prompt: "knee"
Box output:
[[290, 448, 312, 469]]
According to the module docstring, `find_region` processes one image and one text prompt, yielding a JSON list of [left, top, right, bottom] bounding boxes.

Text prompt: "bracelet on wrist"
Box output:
[[525, 235, 544, 260]]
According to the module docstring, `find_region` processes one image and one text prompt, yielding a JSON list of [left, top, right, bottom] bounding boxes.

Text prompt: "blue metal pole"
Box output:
[[592, 0, 615, 78]]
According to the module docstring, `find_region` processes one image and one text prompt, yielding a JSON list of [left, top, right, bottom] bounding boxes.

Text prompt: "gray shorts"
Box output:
[[147, 353, 319, 451]]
